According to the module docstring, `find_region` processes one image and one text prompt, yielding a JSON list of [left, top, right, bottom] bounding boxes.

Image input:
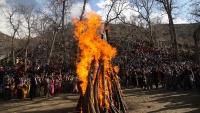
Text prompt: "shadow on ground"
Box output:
[[0, 93, 80, 113], [21, 107, 78, 113], [1, 87, 200, 113], [123, 86, 200, 113]]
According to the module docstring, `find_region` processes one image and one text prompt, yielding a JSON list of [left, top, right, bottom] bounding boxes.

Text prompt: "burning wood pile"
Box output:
[[73, 12, 128, 113]]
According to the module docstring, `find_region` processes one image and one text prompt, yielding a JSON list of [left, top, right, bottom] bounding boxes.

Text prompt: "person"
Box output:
[[43, 76, 51, 97], [30, 72, 38, 100], [17, 81, 23, 99], [9, 78, 15, 100], [152, 67, 159, 89], [36, 76, 41, 97], [132, 69, 138, 88], [160, 67, 165, 88], [4, 79, 10, 100], [141, 68, 147, 89], [0, 66, 4, 85], [165, 67, 172, 90], [195, 66, 200, 91], [125, 70, 130, 88], [172, 66, 178, 90], [54, 76, 59, 94], [40, 76, 45, 97], [51, 76, 54, 95], [72, 75, 79, 93], [64, 74, 70, 92], [137, 69, 143, 88], [183, 65, 194, 90], [146, 68, 153, 90], [58, 75, 62, 94], [22, 81, 29, 99]]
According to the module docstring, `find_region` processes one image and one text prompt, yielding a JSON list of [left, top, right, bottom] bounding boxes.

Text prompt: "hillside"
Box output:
[[109, 23, 198, 50], [0, 32, 21, 60], [0, 32, 43, 61], [0, 23, 198, 64]]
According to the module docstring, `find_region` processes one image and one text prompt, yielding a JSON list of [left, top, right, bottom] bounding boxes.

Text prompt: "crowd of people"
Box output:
[[0, 61, 79, 100], [0, 39, 199, 101], [115, 40, 199, 91]]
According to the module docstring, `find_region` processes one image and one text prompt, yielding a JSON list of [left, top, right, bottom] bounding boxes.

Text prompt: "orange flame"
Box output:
[[73, 11, 117, 109]]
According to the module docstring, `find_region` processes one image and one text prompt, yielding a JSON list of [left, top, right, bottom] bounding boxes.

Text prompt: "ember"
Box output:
[[73, 12, 128, 113]]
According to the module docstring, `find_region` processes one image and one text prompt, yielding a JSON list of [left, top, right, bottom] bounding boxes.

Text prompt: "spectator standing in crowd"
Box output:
[[9, 78, 15, 100], [22, 81, 29, 99], [40, 76, 45, 97], [160, 67, 165, 88], [54, 76, 59, 95], [153, 67, 159, 89], [36, 76, 41, 97], [43, 76, 51, 97], [141, 68, 147, 89], [51, 76, 55, 95], [17, 81, 23, 99], [125, 70, 130, 88], [58, 75, 62, 94], [165, 67, 172, 90], [194, 66, 200, 91], [4, 79, 10, 100], [146, 68, 153, 90], [72, 75, 79, 93], [183, 65, 194, 90], [64, 74, 70, 92], [30, 73, 38, 100]]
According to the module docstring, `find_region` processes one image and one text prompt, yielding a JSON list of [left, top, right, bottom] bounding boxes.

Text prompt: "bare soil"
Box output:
[[0, 87, 200, 113]]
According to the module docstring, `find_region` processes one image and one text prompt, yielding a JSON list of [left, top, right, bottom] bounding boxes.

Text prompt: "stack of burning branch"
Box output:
[[73, 12, 128, 113], [77, 60, 128, 113]]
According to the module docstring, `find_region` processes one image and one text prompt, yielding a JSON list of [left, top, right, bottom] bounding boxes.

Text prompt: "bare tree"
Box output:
[[61, 0, 67, 57], [190, 0, 200, 62], [5, 5, 21, 65], [156, 0, 179, 60], [103, 0, 129, 42], [130, 0, 156, 46], [46, 0, 61, 64], [60, 0, 72, 59], [80, 0, 88, 21], [17, 4, 36, 73], [40, 0, 74, 64], [190, 0, 200, 22], [193, 25, 200, 62], [33, 14, 51, 60], [75, 0, 89, 63]]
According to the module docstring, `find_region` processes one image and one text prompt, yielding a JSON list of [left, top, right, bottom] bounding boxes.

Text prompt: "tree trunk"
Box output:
[[62, 0, 66, 60], [24, 48, 28, 74], [105, 29, 109, 43], [149, 24, 154, 47], [168, 13, 179, 61], [156, 0, 179, 61], [12, 32, 16, 65], [76, 0, 87, 63], [194, 24, 200, 62], [47, 31, 57, 64]]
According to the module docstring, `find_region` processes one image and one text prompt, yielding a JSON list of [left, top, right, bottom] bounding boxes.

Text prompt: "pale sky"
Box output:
[[0, 0, 192, 36]]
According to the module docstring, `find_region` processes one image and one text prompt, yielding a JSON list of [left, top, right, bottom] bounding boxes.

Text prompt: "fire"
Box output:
[[114, 66, 119, 73], [73, 11, 117, 110]]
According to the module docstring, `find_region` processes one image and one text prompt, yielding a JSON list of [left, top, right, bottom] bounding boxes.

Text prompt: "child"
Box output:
[[22, 82, 29, 99], [17, 81, 23, 99]]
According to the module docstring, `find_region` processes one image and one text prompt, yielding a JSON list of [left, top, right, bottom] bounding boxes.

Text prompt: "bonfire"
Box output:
[[73, 12, 128, 113]]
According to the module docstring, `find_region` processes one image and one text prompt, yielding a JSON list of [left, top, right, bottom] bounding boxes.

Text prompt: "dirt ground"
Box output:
[[0, 87, 200, 113]]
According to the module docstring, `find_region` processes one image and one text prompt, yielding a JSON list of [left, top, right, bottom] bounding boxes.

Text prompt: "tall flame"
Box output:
[[73, 12, 117, 95]]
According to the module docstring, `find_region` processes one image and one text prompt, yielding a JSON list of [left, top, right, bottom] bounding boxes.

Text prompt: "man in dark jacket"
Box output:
[[30, 72, 38, 100], [183, 65, 194, 90], [152, 67, 159, 89]]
